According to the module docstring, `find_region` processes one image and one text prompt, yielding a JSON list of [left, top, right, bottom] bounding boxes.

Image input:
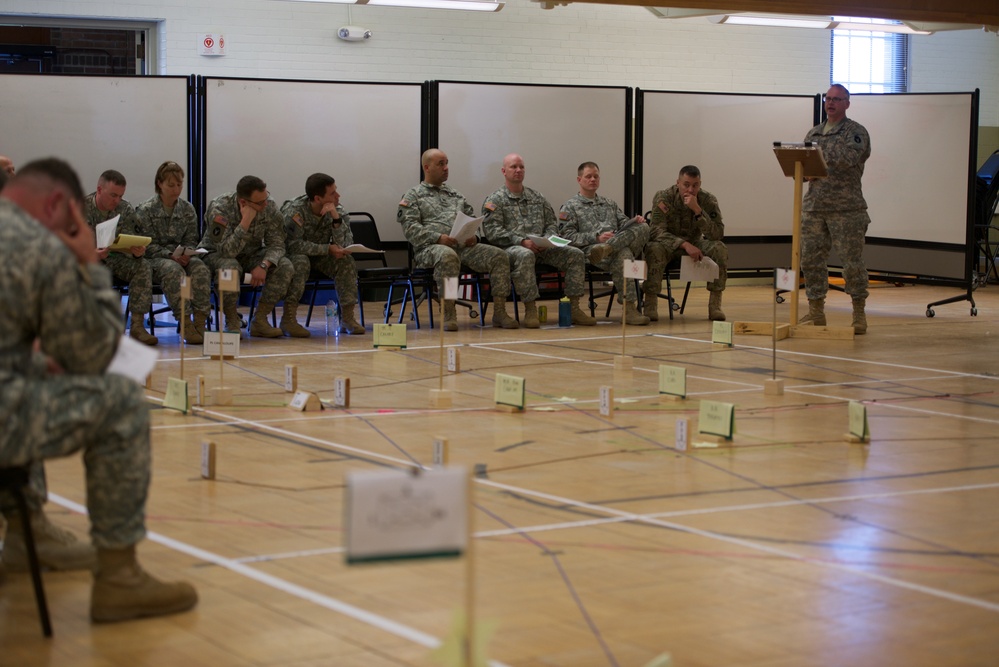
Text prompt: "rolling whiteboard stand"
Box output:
[[772, 143, 854, 340], [431, 278, 459, 409], [763, 269, 785, 397]]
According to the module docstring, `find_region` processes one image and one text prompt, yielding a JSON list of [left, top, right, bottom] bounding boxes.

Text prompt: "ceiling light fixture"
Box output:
[[705, 13, 933, 34], [279, 0, 503, 10]]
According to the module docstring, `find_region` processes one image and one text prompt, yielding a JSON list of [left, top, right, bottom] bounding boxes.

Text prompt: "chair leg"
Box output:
[[7, 472, 52, 637]]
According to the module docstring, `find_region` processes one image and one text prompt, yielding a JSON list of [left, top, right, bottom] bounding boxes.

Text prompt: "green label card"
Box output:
[[373, 323, 407, 348], [659, 364, 686, 398], [494, 373, 525, 409], [849, 401, 869, 439], [712, 320, 733, 346], [164, 377, 189, 414], [698, 400, 735, 439]]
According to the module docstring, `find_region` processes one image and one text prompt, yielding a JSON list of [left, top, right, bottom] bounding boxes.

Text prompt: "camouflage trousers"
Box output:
[[203, 253, 309, 311], [310, 255, 359, 307], [106, 253, 152, 317], [507, 245, 587, 301], [643, 238, 728, 295], [415, 243, 512, 300], [148, 256, 213, 318], [0, 373, 150, 549], [584, 223, 651, 303], [801, 210, 871, 301]]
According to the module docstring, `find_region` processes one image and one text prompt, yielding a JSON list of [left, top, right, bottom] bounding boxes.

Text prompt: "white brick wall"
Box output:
[[1, 0, 996, 122]]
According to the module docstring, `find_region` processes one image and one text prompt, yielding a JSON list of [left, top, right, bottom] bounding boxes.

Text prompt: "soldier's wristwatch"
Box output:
[[259, 262, 268, 270]]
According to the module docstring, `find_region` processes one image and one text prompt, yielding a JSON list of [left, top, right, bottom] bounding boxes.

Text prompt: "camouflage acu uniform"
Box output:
[[280, 195, 358, 307], [83, 193, 153, 321], [135, 195, 212, 317], [0, 199, 150, 549], [802, 117, 872, 300], [481, 185, 585, 301], [645, 186, 728, 296], [198, 192, 309, 311], [398, 182, 511, 299], [558, 193, 650, 303]]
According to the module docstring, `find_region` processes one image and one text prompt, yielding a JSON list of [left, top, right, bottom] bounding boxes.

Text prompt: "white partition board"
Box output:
[[202, 78, 422, 243], [640, 91, 816, 237], [0, 74, 190, 203], [435, 82, 630, 215]]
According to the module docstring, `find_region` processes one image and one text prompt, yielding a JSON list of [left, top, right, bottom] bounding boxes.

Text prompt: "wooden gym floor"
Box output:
[[2, 283, 998, 667]]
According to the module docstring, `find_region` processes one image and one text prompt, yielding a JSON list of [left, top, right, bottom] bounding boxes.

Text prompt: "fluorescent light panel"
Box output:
[[701, 12, 934, 34]]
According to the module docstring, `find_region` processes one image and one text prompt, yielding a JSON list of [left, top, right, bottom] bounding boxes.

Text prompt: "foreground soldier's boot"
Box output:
[[2, 511, 96, 572], [798, 298, 827, 326], [492, 298, 520, 329], [708, 291, 726, 321], [643, 292, 660, 322], [279, 302, 311, 338], [90, 545, 198, 623], [624, 300, 650, 326], [249, 303, 284, 338], [569, 296, 596, 326], [442, 300, 459, 332], [340, 305, 365, 335], [182, 312, 203, 345], [852, 298, 868, 335], [129, 321, 158, 346], [522, 301, 540, 329], [587, 243, 613, 265]]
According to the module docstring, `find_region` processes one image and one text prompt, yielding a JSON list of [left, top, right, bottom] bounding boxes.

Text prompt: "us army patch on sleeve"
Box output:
[[558, 211, 570, 221], [293, 214, 303, 227], [399, 199, 410, 207], [484, 201, 497, 212], [214, 215, 228, 227], [657, 202, 668, 213]]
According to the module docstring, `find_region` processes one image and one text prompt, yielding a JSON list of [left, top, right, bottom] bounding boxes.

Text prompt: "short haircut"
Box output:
[[236, 175, 267, 200], [305, 173, 336, 201], [577, 161, 599, 176], [678, 165, 701, 179], [99, 169, 126, 187], [829, 83, 850, 99], [154, 161, 185, 194], [16, 158, 85, 202]]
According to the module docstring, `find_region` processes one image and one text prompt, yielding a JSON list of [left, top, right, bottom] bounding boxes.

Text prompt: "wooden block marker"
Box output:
[[212, 387, 233, 406], [675, 418, 688, 451], [447, 346, 461, 373], [599, 386, 613, 417], [430, 388, 452, 408], [201, 441, 216, 480], [195, 375, 205, 406], [289, 390, 322, 412], [764, 379, 785, 396], [284, 365, 298, 392], [333, 376, 350, 408], [432, 437, 449, 467]]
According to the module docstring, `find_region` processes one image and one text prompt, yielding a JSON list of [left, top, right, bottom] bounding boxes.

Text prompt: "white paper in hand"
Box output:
[[679, 255, 720, 283], [95, 215, 120, 249], [450, 211, 484, 244], [106, 336, 159, 384]]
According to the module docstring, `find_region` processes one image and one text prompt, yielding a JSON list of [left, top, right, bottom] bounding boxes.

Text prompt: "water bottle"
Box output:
[[325, 300, 340, 337], [558, 297, 572, 327]]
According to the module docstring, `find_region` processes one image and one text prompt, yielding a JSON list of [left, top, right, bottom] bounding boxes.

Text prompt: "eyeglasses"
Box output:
[[245, 191, 270, 207], [823, 96, 848, 103]]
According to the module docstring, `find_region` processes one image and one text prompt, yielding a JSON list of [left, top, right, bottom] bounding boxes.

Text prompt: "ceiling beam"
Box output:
[[551, 0, 999, 26]]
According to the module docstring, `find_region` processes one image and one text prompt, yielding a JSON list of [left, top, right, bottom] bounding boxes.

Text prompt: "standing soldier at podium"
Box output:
[[799, 84, 872, 334]]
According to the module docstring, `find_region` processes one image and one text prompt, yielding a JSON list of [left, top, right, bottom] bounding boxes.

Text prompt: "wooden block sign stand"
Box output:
[[212, 269, 238, 405]]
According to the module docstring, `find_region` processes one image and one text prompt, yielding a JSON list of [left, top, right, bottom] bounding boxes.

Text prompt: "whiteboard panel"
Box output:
[[849, 92, 974, 246], [0, 74, 190, 204], [436, 82, 630, 216], [640, 91, 816, 237], [202, 78, 423, 243]]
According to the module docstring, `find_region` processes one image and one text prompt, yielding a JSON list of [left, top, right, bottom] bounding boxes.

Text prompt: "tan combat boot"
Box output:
[[192, 310, 209, 338], [222, 301, 243, 333], [129, 321, 157, 346], [643, 293, 659, 322], [708, 291, 726, 321], [569, 296, 596, 326], [182, 312, 203, 345], [852, 298, 867, 335], [340, 305, 365, 335], [249, 303, 283, 338], [491, 298, 520, 330], [624, 300, 650, 326], [522, 301, 540, 329], [280, 302, 311, 338], [90, 545, 198, 623], [2, 511, 96, 572], [442, 301, 458, 332], [587, 243, 613, 265], [798, 298, 826, 326]]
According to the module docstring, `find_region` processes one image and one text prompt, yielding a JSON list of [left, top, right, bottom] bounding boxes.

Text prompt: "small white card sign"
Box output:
[[203, 332, 240, 358], [848, 401, 870, 441], [658, 364, 686, 398], [345, 466, 468, 564], [776, 268, 797, 291], [698, 400, 735, 439], [623, 258, 647, 280], [712, 321, 734, 347]]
